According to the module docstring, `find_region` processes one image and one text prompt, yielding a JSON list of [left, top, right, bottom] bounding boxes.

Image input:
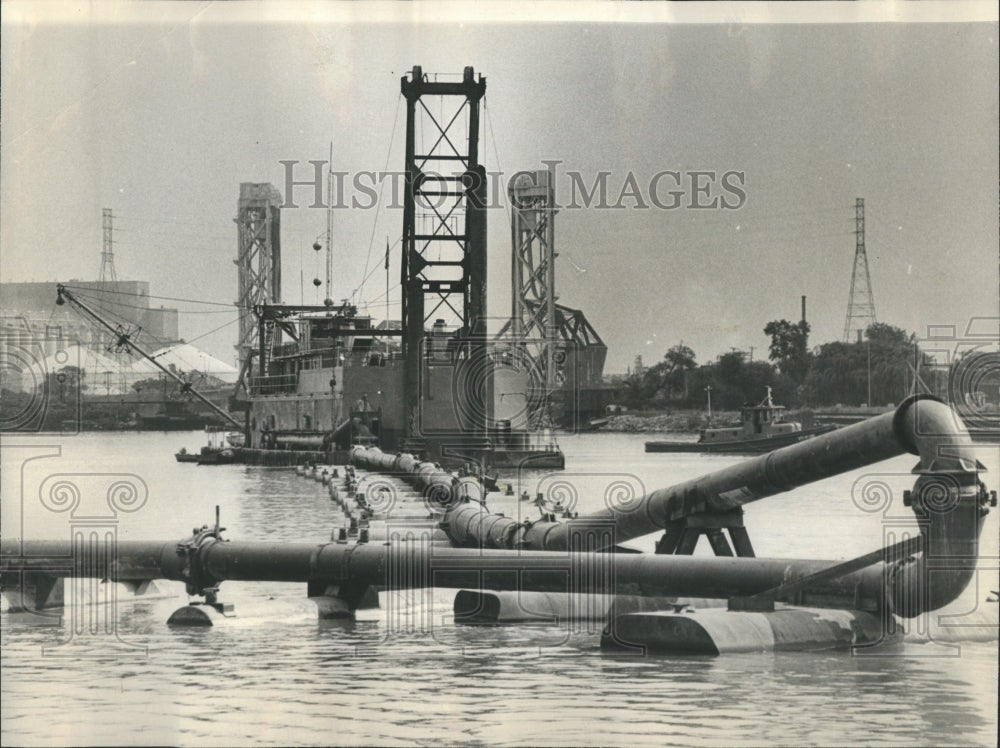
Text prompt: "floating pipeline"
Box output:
[[2, 399, 993, 653], [229, 419, 371, 466], [343, 401, 994, 620], [346, 446, 484, 509], [202, 402, 995, 629], [5, 533, 995, 651], [514, 396, 983, 550]]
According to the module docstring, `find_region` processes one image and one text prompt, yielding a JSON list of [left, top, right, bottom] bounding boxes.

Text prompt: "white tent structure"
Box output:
[[29, 342, 236, 396], [129, 343, 238, 385]]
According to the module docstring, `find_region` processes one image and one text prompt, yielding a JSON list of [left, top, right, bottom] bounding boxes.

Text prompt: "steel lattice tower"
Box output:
[[235, 183, 282, 379], [99, 208, 117, 285], [502, 170, 557, 398], [497, 169, 608, 429], [400, 65, 488, 437], [95, 207, 119, 335], [843, 198, 877, 342]]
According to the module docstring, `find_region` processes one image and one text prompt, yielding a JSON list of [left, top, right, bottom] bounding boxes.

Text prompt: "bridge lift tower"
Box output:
[[235, 183, 283, 392], [498, 170, 559, 423], [498, 170, 608, 428]]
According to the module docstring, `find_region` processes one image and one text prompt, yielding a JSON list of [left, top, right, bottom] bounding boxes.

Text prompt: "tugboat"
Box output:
[[645, 388, 837, 454]]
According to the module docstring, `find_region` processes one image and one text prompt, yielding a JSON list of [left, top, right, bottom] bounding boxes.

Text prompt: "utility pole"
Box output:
[[867, 338, 872, 407]]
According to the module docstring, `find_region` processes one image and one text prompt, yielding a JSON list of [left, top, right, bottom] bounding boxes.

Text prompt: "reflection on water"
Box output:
[[2, 431, 998, 746]]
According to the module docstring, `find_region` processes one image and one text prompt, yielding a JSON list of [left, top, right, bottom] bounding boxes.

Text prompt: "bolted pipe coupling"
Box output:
[[173, 510, 227, 601], [889, 474, 991, 617]]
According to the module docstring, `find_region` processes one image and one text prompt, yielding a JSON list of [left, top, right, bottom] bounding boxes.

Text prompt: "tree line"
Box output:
[[613, 321, 951, 411]]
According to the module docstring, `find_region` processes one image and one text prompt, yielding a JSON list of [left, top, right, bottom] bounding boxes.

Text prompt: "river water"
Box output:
[[2, 431, 998, 746]]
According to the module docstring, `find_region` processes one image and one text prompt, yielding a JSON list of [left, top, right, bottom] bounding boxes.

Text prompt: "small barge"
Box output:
[[175, 427, 240, 465]]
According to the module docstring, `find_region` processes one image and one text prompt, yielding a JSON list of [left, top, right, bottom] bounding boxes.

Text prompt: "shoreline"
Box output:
[[595, 409, 736, 434]]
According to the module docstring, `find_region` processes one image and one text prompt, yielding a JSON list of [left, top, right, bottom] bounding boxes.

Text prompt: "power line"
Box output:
[[184, 316, 240, 346], [484, 96, 512, 231]]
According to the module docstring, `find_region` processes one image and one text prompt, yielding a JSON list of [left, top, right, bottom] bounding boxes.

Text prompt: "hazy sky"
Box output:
[[2, 2, 997, 372]]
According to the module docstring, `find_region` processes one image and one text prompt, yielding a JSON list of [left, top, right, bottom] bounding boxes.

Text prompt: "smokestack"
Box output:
[[801, 295, 807, 325]]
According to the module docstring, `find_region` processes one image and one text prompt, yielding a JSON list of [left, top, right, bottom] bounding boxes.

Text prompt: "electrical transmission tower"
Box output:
[[100, 208, 117, 284], [95, 207, 119, 332], [843, 197, 877, 342]]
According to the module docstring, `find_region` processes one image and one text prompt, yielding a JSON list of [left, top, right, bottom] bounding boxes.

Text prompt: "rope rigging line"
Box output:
[[354, 237, 402, 304], [353, 93, 403, 304], [171, 315, 240, 348], [59, 284, 237, 308], [484, 96, 512, 231]]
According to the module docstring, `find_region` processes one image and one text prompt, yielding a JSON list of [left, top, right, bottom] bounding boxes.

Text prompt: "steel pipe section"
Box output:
[[435, 403, 925, 553], [344, 447, 542, 549], [534, 395, 985, 542], [1, 538, 887, 610], [438, 396, 987, 555], [7, 527, 986, 620], [544, 396, 915, 548], [347, 446, 466, 513], [883, 395, 990, 615]]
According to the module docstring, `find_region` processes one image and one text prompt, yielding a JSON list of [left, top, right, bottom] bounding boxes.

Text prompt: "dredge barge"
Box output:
[[230, 66, 565, 470]]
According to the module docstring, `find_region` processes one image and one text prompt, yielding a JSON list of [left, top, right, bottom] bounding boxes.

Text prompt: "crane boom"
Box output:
[[56, 284, 243, 430]]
